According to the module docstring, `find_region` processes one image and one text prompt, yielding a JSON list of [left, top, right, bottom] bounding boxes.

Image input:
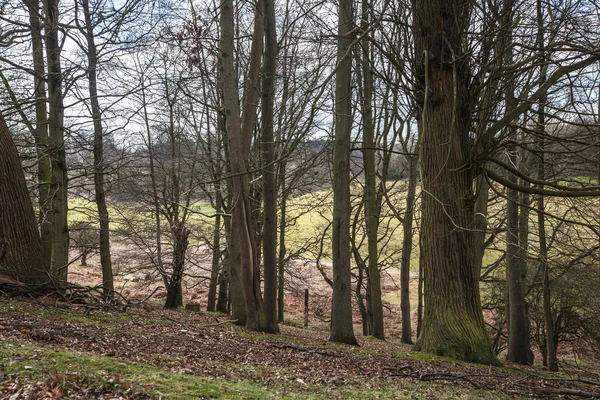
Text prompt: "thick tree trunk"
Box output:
[[261, 0, 279, 334], [25, 0, 52, 263], [330, 0, 357, 345], [82, 0, 114, 300], [0, 114, 48, 284], [412, 0, 498, 365], [400, 154, 417, 344], [45, 0, 69, 286]]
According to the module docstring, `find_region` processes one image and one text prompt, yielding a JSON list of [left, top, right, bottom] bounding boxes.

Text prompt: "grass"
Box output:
[[1, 340, 276, 399], [1, 339, 497, 399]]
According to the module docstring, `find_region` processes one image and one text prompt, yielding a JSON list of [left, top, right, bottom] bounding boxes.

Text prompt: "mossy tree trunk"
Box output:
[[412, 0, 499, 365]]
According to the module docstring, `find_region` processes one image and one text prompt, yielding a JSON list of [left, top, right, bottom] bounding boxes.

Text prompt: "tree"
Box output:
[[0, 112, 47, 284], [501, 0, 531, 365], [358, 0, 384, 340], [219, 0, 268, 332], [412, 0, 499, 364], [77, 0, 115, 299], [261, 0, 279, 333], [44, 0, 69, 286], [24, 0, 53, 264], [330, 0, 357, 345]]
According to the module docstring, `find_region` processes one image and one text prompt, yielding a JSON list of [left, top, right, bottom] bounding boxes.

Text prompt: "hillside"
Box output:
[[2, 298, 600, 399]]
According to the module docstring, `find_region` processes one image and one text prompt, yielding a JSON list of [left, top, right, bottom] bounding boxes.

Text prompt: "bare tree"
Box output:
[[330, 0, 357, 345]]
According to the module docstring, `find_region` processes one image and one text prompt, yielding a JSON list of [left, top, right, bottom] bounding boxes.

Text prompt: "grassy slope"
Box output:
[[0, 299, 512, 399]]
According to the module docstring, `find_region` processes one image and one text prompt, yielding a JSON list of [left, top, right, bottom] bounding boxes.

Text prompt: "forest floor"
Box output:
[[2, 295, 600, 399]]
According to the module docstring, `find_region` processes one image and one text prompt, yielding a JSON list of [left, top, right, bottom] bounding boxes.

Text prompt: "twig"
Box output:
[[199, 319, 238, 328]]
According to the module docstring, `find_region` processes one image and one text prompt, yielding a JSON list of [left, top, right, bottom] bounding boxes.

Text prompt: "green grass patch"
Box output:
[[0, 339, 493, 399]]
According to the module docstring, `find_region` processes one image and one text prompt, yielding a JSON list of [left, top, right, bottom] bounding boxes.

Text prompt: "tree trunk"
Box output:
[[216, 266, 229, 313], [165, 223, 189, 309], [82, 0, 114, 300], [0, 114, 48, 284], [25, 0, 52, 264], [140, 72, 167, 288], [330, 0, 357, 345], [412, 0, 498, 365], [416, 259, 423, 339], [360, 0, 384, 340], [400, 153, 417, 344], [277, 163, 287, 323], [220, 0, 266, 331], [45, 0, 69, 286], [506, 175, 530, 364], [227, 214, 247, 324], [502, 0, 531, 365], [474, 176, 489, 276], [207, 189, 223, 312], [536, 0, 557, 371], [261, 0, 279, 334]]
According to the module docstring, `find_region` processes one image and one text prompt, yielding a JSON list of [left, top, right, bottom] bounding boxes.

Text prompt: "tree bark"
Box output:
[[0, 114, 48, 284], [330, 0, 357, 345], [412, 0, 498, 365]]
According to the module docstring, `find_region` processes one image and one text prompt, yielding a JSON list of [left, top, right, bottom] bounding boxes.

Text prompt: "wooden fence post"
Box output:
[[304, 288, 309, 327]]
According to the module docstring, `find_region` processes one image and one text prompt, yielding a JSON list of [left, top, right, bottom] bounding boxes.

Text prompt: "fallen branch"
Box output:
[[272, 343, 345, 358], [386, 365, 505, 390], [199, 319, 238, 328], [521, 370, 600, 387], [508, 387, 600, 398]]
